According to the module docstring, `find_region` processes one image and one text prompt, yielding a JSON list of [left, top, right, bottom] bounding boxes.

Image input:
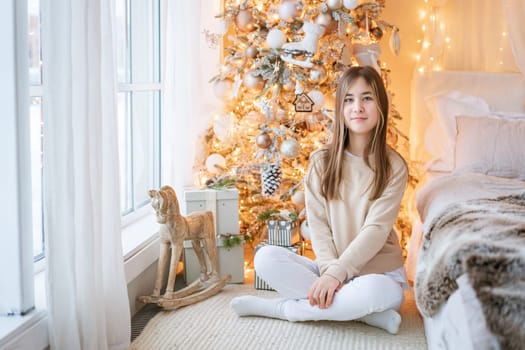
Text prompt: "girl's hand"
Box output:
[[307, 274, 342, 309]]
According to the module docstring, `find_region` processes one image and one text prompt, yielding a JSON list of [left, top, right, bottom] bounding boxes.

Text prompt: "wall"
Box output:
[[379, 0, 424, 137]]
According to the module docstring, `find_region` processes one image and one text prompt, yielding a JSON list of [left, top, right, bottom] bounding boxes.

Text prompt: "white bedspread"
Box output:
[[407, 173, 525, 281], [416, 172, 525, 232], [411, 173, 525, 349]]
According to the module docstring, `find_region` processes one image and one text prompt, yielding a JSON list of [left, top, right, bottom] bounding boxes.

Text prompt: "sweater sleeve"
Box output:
[[326, 156, 408, 282], [304, 151, 340, 272]]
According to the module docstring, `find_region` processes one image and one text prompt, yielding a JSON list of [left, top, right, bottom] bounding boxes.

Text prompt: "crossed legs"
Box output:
[[231, 245, 405, 334]]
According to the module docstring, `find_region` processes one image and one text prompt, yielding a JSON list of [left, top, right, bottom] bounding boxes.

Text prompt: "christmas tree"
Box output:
[[197, 0, 415, 254]]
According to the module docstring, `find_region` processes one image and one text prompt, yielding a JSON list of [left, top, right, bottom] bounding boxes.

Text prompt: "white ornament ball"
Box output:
[[213, 112, 236, 141], [245, 46, 258, 58], [343, 0, 359, 10], [243, 70, 264, 91], [300, 220, 311, 240], [309, 65, 327, 85], [291, 190, 305, 206], [315, 13, 335, 36], [278, 1, 298, 21], [205, 154, 226, 174], [327, 0, 343, 10], [280, 138, 300, 158], [236, 9, 254, 32], [266, 29, 287, 49], [212, 79, 233, 100], [307, 89, 325, 111]]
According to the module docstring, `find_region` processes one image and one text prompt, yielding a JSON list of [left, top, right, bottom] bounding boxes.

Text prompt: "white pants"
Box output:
[[255, 245, 405, 322]]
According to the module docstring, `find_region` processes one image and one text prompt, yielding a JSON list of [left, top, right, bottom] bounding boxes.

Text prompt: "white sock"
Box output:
[[357, 309, 402, 334], [230, 295, 287, 320]]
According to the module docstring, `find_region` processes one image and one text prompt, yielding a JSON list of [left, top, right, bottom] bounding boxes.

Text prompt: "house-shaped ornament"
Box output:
[[293, 92, 315, 112]]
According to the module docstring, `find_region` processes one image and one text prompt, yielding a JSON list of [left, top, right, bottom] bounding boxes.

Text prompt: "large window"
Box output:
[[116, 0, 162, 219], [27, 0, 162, 261], [28, 0, 44, 261]]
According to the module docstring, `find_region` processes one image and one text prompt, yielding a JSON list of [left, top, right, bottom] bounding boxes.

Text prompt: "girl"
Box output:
[[231, 66, 409, 334]]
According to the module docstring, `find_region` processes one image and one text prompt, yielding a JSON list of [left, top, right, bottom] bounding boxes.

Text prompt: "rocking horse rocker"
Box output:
[[138, 185, 231, 310]]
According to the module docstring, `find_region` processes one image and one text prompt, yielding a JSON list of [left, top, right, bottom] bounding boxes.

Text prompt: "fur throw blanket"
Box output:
[[414, 192, 525, 349]]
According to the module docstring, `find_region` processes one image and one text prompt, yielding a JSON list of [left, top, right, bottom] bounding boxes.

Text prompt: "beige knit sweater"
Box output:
[[304, 147, 407, 283]]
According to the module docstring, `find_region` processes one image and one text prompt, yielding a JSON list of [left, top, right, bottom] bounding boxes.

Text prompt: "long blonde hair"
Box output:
[[320, 66, 391, 201]]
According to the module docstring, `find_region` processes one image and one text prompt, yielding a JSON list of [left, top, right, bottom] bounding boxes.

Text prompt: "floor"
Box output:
[[130, 240, 315, 341]]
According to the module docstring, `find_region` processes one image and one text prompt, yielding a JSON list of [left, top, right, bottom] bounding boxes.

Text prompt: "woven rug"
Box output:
[[130, 285, 428, 350]]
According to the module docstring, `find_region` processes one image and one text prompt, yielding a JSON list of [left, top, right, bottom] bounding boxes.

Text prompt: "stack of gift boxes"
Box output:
[[182, 188, 244, 284], [254, 219, 304, 291]]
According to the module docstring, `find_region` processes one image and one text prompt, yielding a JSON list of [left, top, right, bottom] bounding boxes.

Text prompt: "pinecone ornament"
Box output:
[[261, 162, 282, 196]]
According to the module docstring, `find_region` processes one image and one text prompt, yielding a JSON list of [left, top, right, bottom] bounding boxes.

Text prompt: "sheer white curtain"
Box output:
[[162, 0, 222, 196], [421, 0, 523, 74], [162, 0, 202, 196], [41, 0, 130, 349], [502, 0, 525, 75]]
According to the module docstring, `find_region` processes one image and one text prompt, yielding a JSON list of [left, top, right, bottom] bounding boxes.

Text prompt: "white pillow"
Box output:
[[454, 115, 525, 180], [424, 91, 491, 172]]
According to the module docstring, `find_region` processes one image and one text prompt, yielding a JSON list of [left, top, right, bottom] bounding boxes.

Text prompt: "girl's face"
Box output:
[[342, 76, 380, 141]]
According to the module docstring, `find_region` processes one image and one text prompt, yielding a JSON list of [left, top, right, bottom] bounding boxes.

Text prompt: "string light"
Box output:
[[416, 0, 450, 73], [200, 0, 415, 256]]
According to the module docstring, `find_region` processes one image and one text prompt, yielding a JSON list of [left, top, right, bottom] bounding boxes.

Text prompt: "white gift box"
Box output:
[[184, 188, 239, 235], [183, 188, 243, 283], [183, 237, 244, 284]]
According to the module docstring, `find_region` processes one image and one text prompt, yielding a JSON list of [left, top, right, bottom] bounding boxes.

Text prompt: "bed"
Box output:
[[406, 70, 525, 350]]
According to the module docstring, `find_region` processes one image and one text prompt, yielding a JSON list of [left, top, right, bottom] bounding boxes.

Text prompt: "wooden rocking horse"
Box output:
[[138, 185, 231, 310]]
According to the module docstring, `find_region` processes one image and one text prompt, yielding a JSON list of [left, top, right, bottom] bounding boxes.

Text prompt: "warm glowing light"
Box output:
[[423, 41, 430, 48], [202, 0, 415, 256]]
